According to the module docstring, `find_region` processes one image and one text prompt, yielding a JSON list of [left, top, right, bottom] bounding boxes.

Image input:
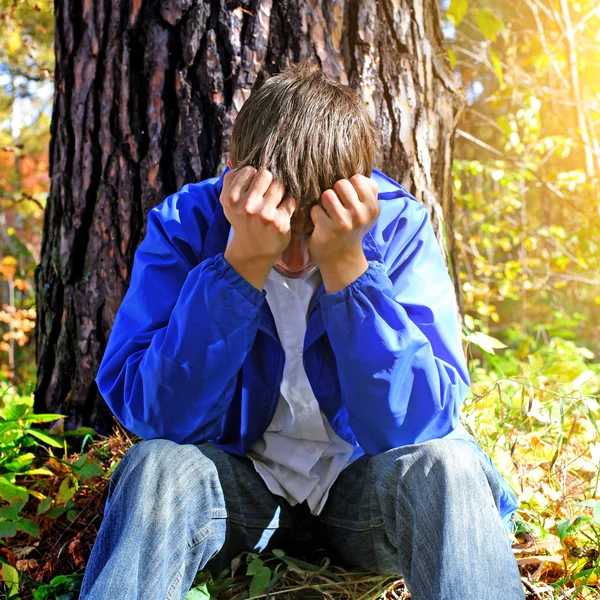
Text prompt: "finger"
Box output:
[[357, 176, 381, 224], [321, 190, 351, 229], [225, 166, 257, 206], [245, 169, 274, 207], [332, 178, 360, 209], [262, 178, 287, 214], [346, 175, 378, 224], [277, 195, 297, 219], [274, 195, 296, 231], [310, 203, 333, 231], [334, 178, 367, 226], [235, 166, 260, 195], [348, 174, 379, 206]]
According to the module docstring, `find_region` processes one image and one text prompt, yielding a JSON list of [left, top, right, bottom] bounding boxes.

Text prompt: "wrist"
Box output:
[[224, 245, 275, 290], [318, 248, 368, 294]]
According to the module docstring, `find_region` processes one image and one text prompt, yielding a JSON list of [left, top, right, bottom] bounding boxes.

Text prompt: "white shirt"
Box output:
[[245, 265, 364, 515]]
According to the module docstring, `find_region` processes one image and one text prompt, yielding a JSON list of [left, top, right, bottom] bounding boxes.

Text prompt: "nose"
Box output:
[[281, 234, 310, 272]]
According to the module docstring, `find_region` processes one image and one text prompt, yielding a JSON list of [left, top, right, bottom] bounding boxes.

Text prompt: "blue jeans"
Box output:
[[79, 438, 524, 600]]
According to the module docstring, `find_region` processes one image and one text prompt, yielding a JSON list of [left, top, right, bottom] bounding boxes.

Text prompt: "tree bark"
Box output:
[[35, 0, 464, 434]]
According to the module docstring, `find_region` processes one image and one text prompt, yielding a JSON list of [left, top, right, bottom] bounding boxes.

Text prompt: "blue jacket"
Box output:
[[96, 165, 519, 526]]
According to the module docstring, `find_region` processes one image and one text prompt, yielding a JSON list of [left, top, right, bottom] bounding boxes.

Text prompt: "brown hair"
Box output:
[[229, 61, 379, 213]]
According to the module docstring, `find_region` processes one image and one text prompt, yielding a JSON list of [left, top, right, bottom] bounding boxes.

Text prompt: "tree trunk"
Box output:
[[35, 0, 464, 434]]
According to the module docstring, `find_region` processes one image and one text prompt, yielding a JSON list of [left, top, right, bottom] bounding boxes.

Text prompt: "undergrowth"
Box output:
[[0, 335, 598, 599]]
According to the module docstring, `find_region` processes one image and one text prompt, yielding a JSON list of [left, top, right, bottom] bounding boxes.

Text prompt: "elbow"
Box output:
[[95, 351, 152, 440]]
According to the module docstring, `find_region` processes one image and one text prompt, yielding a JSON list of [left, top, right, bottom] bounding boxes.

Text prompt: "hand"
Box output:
[[309, 175, 379, 293], [221, 167, 296, 289]]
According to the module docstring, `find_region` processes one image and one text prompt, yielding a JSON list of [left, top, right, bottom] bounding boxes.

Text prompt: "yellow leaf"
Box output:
[[56, 476, 78, 504], [490, 48, 504, 87], [466, 331, 507, 354], [2, 563, 19, 594], [448, 48, 457, 69], [447, 0, 468, 26], [477, 10, 504, 41], [6, 26, 22, 56]]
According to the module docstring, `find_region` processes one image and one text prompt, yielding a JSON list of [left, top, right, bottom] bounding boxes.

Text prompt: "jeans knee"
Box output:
[[381, 438, 485, 496], [412, 439, 482, 479], [108, 439, 221, 509]]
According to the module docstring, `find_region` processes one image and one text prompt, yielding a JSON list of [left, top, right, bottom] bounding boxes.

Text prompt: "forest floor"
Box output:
[[3, 412, 598, 600]]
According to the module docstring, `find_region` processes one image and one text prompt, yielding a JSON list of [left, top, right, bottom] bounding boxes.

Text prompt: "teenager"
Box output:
[[80, 62, 524, 600]]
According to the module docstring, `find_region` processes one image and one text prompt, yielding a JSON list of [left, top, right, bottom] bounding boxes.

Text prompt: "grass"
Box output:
[[0, 338, 599, 599]]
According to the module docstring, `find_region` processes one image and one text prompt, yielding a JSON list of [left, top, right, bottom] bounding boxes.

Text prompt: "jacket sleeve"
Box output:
[[95, 186, 266, 444], [319, 196, 471, 455]]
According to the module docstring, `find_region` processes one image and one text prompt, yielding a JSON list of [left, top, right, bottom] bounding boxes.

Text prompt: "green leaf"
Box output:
[[576, 500, 600, 526], [448, 47, 457, 69], [2, 562, 19, 594], [0, 519, 17, 537], [46, 505, 69, 519], [0, 476, 29, 503], [4, 402, 29, 421], [78, 459, 105, 480], [490, 48, 503, 87], [56, 476, 78, 504], [0, 421, 18, 437], [476, 10, 504, 41], [22, 467, 54, 476], [37, 496, 53, 515], [557, 518, 575, 542], [447, 0, 468, 26], [4, 452, 36, 472], [72, 453, 88, 470], [465, 331, 507, 354], [49, 574, 78, 588], [248, 567, 271, 598], [21, 413, 68, 423], [62, 426, 97, 437], [26, 428, 63, 447], [246, 558, 264, 576], [16, 516, 41, 537], [184, 585, 211, 600], [279, 555, 338, 577], [0, 497, 26, 519], [272, 549, 285, 559]]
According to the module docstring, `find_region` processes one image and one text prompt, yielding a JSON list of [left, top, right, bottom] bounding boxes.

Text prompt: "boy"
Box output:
[[80, 62, 524, 600]]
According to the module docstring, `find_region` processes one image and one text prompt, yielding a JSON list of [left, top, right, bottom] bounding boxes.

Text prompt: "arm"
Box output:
[[319, 197, 471, 456], [96, 187, 266, 444]]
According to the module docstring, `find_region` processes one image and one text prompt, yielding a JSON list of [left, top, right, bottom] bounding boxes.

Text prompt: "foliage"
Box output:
[[443, 3, 600, 589], [184, 550, 407, 600], [0, 384, 63, 540], [0, 0, 53, 386], [0, 385, 110, 599], [445, 0, 600, 356], [462, 333, 600, 594]]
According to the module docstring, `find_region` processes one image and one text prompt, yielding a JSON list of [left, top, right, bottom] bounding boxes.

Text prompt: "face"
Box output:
[[226, 157, 318, 279], [273, 209, 317, 279]]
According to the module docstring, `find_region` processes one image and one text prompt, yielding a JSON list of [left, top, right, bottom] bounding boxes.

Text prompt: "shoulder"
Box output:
[[151, 169, 226, 227], [145, 169, 228, 264]]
